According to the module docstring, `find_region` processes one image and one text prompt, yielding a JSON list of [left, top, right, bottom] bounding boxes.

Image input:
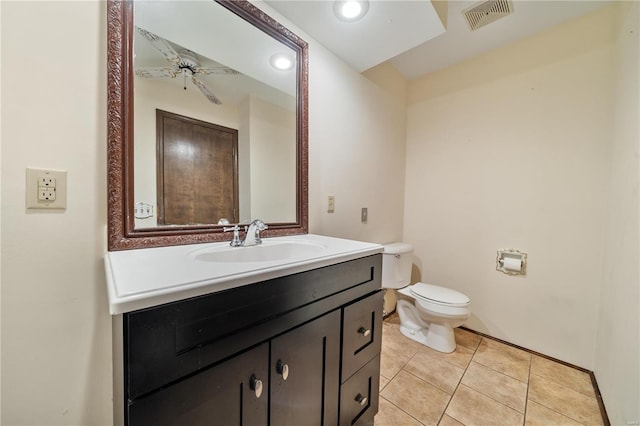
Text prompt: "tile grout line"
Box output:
[[526, 373, 597, 426], [460, 326, 597, 375], [476, 336, 610, 426], [471, 338, 593, 424], [378, 394, 427, 426], [455, 338, 529, 419], [434, 337, 482, 425], [382, 320, 606, 426], [523, 348, 532, 426], [388, 349, 434, 426], [401, 367, 457, 397], [380, 323, 418, 384], [383, 320, 472, 425], [379, 337, 428, 424], [470, 357, 529, 385], [460, 363, 529, 416], [460, 327, 608, 426], [468, 337, 530, 385]]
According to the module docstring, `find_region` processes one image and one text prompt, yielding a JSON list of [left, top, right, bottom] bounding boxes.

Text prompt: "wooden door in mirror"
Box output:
[[155, 109, 239, 226]]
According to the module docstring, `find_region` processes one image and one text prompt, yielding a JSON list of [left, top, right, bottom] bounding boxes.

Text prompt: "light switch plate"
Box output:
[[26, 168, 67, 210], [327, 195, 335, 213]]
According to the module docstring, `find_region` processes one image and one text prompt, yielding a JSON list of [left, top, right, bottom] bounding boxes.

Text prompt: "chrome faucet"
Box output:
[[223, 219, 268, 247], [243, 219, 268, 246]]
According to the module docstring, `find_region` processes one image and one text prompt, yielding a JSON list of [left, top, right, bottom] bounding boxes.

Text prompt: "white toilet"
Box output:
[[382, 243, 471, 353]]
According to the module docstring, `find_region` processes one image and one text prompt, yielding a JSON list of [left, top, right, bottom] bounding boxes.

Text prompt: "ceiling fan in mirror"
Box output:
[[134, 27, 240, 105]]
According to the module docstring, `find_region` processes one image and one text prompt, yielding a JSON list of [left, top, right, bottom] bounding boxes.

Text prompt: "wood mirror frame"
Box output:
[[107, 0, 308, 251]]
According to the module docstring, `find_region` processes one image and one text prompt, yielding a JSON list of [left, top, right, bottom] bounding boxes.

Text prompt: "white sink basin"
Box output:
[[104, 234, 383, 315], [190, 240, 328, 263]]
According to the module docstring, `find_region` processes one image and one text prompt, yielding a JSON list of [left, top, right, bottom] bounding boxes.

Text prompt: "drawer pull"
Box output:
[[250, 375, 263, 398], [358, 327, 371, 337], [355, 393, 368, 406], [276, 360, 289, 381]]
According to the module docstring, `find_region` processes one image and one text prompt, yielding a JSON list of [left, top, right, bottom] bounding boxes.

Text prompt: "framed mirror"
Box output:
[[107, 0, 308, 250]]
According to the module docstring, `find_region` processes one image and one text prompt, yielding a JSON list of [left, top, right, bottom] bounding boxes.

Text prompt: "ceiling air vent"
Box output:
[[462, 0, 514, 31]]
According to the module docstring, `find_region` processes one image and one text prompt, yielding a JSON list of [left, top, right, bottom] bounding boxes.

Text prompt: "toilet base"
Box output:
[[396, 299, 457, 353], [399, 323, 456, 353]]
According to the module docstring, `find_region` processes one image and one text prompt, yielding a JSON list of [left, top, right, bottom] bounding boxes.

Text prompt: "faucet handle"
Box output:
[[223, 224, 242, 247]]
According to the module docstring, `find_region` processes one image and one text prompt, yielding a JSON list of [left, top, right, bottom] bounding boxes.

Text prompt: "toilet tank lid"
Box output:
[[383, 242, 413, 254]]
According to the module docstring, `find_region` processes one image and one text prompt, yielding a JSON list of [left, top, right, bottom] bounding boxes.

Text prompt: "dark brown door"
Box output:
[[156, 109, 239, 225]]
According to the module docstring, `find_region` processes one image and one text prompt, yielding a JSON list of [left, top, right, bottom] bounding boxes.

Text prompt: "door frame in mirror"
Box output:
[[107, 0, 308, 250]]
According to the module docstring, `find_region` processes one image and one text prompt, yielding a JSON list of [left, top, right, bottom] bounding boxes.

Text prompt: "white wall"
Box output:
[[307, 45, 407, 243], [404, 6, 618, 369], [0, 1, 407, 424], [238, 98, 252, 223], [594, 2, 640, 425], [1, 2, 112, 424], [247, 96, 296, 223]]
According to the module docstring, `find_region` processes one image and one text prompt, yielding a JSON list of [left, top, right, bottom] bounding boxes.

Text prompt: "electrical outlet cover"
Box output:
[[26, 168, 67, 210]]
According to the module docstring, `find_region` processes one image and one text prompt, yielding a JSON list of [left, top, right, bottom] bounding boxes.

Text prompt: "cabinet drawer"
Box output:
[[339, 355, 380, 426], [342, 291, 383, 381]]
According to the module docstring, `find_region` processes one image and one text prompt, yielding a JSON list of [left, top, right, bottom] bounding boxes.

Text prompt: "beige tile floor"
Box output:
[[375, 315, 605, 426]]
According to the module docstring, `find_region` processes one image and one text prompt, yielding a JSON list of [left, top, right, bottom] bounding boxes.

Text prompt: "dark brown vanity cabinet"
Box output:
[[117, 254, 383, 426]]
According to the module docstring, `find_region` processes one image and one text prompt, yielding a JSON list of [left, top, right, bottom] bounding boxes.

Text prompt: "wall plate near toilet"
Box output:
[[496, 248, 527, 275]]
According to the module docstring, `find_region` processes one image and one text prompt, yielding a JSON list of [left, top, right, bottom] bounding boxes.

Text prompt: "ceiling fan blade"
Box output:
[[196, 66, 240, 76], [191, 76, 222, 105], [135, 27, 181, 64], [135, 67, 177, 79]]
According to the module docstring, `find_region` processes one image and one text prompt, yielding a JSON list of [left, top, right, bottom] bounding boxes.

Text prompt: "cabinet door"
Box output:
[[127, 343, 268, 426], [270, 310, 341, 426]]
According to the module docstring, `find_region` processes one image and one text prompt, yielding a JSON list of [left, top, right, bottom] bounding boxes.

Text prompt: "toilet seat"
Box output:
[[410, 283, 470, 307]]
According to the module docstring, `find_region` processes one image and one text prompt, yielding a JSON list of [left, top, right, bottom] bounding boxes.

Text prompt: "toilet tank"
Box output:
[[381, 243, 413, 289]]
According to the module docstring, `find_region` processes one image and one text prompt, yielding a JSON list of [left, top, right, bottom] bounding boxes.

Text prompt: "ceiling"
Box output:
[[133, 1, 297, 109], [265, 0, 613, 80]]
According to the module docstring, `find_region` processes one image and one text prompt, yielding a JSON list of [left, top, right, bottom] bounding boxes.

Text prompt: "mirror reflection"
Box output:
[[133, 0, 298, 228]]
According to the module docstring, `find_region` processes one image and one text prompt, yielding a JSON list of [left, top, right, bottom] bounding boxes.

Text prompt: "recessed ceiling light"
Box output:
[[269, 53, 295, 71], [333, 0, 369, 22]]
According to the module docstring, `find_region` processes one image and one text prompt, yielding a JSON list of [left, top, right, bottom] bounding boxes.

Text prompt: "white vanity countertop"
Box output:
[[104, 234, 383, 315]]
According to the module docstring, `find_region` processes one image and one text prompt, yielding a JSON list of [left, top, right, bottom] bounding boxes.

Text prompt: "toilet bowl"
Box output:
[[382, 243, 471, 353]]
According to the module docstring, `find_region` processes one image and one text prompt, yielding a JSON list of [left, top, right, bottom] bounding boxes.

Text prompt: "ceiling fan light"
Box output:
[[270, 53, 295, 71], [333, 0, 369, 22]]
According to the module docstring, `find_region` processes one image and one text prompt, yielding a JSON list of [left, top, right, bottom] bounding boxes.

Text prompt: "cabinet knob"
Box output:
[[358, 327, 371, 337], [250, 375, 263, 398], [355, 393, 368, 406], [276, 360, 289, 381]]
